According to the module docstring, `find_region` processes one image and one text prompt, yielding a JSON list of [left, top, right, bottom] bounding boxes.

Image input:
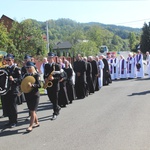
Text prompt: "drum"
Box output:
[[0, 68, 10, 95]]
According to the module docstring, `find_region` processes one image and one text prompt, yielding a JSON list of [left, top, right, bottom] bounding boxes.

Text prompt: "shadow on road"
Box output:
[[128, 90, 150, 96]]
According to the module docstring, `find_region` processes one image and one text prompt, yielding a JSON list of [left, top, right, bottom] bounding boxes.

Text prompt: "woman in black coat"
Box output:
[[22, 61, 41, 132]]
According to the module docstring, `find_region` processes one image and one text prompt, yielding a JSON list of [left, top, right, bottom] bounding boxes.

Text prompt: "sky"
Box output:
[[1, 0, 150, 28]]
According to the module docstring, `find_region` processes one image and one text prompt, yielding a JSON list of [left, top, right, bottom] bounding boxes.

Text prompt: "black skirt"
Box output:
[[24, 91, 40, 111]]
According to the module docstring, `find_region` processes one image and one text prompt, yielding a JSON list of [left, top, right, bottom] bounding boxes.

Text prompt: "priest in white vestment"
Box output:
[[135, 50, 144, 78], [127, 52, 135, 79], [146, 51, 150, 75], [119, 55, 127, 79], [98, 55, 104, 88], [110, 53, 119, 80]]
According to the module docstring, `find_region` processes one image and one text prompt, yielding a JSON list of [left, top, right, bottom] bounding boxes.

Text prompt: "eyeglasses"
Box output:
[[26, 66, 32, 69], [6, 60, 11, 61]]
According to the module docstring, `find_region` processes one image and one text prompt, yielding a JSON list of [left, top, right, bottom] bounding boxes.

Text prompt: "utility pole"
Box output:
[[46, 20, 50, 53]]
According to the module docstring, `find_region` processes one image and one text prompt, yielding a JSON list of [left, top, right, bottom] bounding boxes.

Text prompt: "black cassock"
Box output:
[[74, 60, 86, 99], [86, 61, 94, 94], [90, 60, 99, 91], [102, 58, 112, 85], [58, 70, 69, 107], [63, 67, 76, 103]]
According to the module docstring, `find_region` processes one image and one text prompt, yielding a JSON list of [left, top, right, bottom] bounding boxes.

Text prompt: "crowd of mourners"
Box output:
[[0, 49, 149, 132]]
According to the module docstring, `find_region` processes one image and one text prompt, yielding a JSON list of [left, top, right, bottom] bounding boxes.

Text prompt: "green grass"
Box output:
[[39, 88, 45, 94]]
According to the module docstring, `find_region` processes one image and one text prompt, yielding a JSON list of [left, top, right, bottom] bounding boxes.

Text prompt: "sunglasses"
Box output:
[[6, 59, 11, 61], [26, 66, 32, 69]]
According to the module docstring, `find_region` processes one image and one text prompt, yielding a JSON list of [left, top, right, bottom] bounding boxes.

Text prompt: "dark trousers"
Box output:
[[1, 95, 8, 116], [47, 88, 60, 115], [3, 92, 18, 124]]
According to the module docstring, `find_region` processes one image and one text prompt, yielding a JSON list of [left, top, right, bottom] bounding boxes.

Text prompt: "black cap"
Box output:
[[6, 53, 15, 59], [24, 54, 31, 60], [48, 52, 55, 57], [25, 61, 35, 67]]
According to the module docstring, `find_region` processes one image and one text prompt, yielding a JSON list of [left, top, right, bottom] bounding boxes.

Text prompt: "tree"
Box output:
[[72, 41, 98, 56], [0, 23, 9, 51], [140, 22, 150, 54], [128, 32, 137, 51], [9, 19, 47, 60]]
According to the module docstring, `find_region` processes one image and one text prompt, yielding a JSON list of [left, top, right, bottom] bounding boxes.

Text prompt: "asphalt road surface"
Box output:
[[1, 76, 150, 150]]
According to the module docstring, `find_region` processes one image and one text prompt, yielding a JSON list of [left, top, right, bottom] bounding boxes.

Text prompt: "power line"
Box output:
[[115, 18, 150, 25]]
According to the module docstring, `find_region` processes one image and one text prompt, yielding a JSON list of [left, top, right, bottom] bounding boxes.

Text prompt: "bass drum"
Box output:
[[0, 68, 10, 95]]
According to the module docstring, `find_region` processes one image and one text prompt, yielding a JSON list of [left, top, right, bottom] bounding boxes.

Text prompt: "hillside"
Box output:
[[29, 18, 141, 53]]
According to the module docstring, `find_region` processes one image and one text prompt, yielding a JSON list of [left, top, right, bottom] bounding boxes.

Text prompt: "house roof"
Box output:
[[0, 15, 14, 32], [0, 15, 14, 22], [53, 41, 72, 50]]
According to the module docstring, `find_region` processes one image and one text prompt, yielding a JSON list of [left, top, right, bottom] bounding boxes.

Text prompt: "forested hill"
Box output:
[[39, 18, 141, 40], [36, 18, 142, 53], [87, 22, 141, 33]]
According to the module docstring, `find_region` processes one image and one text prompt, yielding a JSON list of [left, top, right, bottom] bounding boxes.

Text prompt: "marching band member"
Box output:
[[44, 52, 61, 120], [3, 53, 22, 128], [23, 61, 41, 132]]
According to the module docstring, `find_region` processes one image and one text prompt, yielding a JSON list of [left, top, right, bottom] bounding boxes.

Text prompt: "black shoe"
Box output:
[[25, 116, 30, 121], [10, 123, 17, 128], [57, 107, 61, 115], [0, 115, 5, 118], [61, 105, 66, 108], [51, 114, 57, 120], [4, 122, 11, 127]]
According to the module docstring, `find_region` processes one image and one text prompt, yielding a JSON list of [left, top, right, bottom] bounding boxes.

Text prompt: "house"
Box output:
[[53, 41, 72, 57], [0, 15, 14, 32]]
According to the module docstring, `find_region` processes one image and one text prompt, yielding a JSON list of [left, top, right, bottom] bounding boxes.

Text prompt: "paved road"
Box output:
[[1, 76, 150, 150]]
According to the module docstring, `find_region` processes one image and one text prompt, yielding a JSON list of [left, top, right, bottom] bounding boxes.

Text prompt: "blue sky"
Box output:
[[1, 0, 150, 28]]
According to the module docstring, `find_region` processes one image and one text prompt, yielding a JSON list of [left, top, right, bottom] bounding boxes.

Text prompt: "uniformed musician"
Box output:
[[3, 53, 22, 128], [22, 61, 41, 132], [44, 52, 61, 120]]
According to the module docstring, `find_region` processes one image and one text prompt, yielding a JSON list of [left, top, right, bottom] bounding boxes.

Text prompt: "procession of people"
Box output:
[[0, 50, 148, 132]]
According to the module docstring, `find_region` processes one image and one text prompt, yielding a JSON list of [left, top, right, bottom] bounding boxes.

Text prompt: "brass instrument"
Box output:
[[43, 65, 55, 89]]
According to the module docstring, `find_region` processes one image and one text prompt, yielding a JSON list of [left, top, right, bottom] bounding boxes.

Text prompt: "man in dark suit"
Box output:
[[44, 52, 61, 120]]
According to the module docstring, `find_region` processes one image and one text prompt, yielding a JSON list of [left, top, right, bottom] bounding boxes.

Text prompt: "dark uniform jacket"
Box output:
[[6, 65, 22, 95], [44, 63, 61, 91]]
